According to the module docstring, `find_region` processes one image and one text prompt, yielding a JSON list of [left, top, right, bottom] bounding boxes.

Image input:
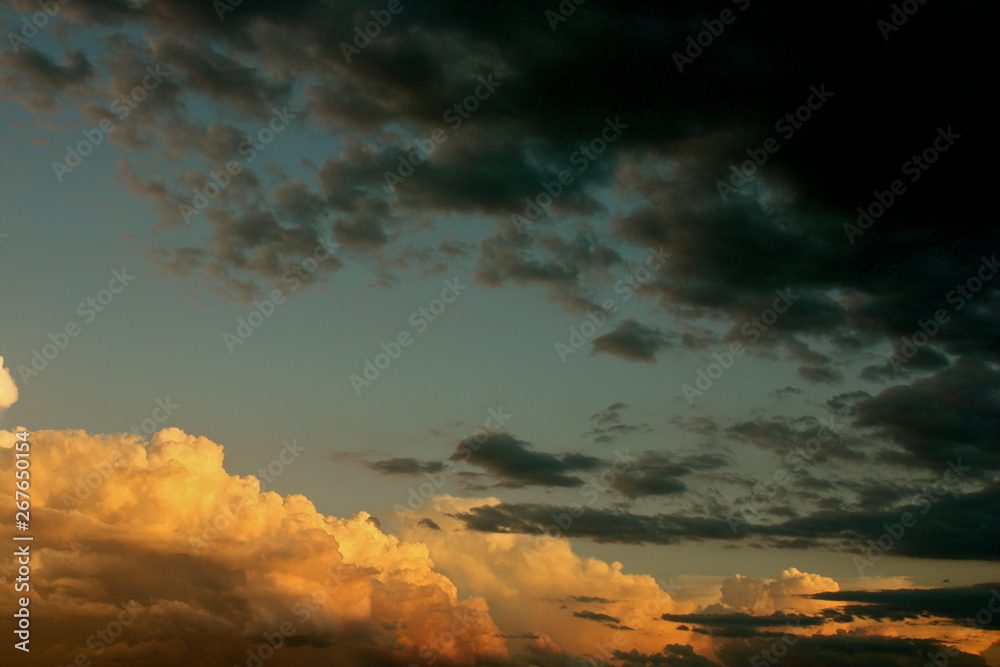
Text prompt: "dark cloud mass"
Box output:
[[451, 431, 603, 488], [812, 584, 1000, 629], [591, 319, 673, 362], [452, 480, 1000, 561], [365, 457, 445, 476], [4, 0, 998, 664]]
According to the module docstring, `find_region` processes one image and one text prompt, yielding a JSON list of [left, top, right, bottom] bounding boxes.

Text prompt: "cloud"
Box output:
[[720, 568, 839, 615], [608, 451, 729, 500], [849, 360, 1000, 472], [451, 482, 1000, 562], [4, 0, 996, 429], [452, 502, 735, 545], [398, 496, 700, 659], [364, 457, 445, 476], [585, 402, 650, 444], [0, 428, 508, 666], [1, 428, 995, 665], [712, 634, 991, 667], [591, 319, 672, 362], [811, 583, 1000, 629], [661, 611, 825, 630], [572, 609, 623, 625], [0, 356, 18, 410], [450, 432, 603, 488], [798, 365, 843, 384]]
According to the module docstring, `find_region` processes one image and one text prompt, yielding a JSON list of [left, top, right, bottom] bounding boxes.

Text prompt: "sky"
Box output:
[[0, 0, 998, 665]]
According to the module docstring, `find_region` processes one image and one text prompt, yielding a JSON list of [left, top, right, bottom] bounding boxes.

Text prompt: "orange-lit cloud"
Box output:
[[0, 355, 17, 410], [0, 428, 506, 666], [1, 427, 996, 667]]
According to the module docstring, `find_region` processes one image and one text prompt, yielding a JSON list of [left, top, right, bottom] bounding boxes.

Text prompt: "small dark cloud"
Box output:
[[572, 610, 620, 624], [798, 365, 843, 384], [609, 451, 729, 500], [365, 457, 444, 476], [451, 432, 602, 488], [592, 319, 672, 362], [585, 402, 651, 444], [567, 595, 617, 604]]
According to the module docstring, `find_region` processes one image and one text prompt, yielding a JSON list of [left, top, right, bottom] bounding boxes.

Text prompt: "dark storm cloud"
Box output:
[[609, 451, 729, 500], [591, 319, 673, 362], [7, 0, 994, 369], [748, 479, 1000, 561], [450, 432, 603, 488], [724, 415, 862, 463], [811, 583, 1000, 629], [614, 645, 717, 666], [660, 612, 833, 639], [451, 502, 735, 545], [661, 612, 824, 629], [451, 478, 1000, 561], [712, 635, 989, 667], [364, 457, 444, 476], [848, 360, 1000, 472]]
